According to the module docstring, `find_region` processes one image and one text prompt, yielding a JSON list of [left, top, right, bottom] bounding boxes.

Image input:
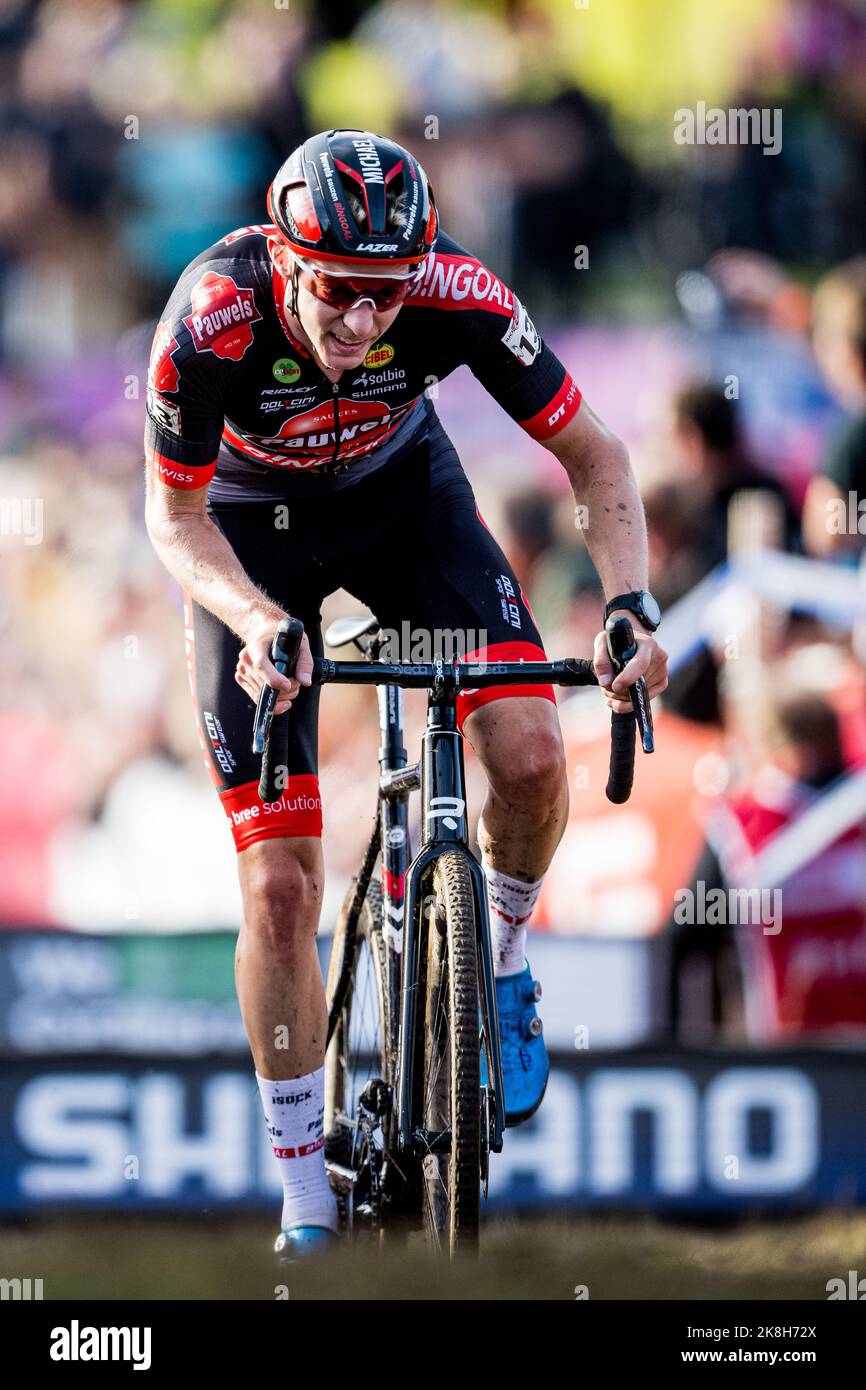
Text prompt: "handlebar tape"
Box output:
[[604, 615, 638, 805]]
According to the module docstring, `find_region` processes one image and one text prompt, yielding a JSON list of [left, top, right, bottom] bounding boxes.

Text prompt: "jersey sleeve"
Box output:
[[144, 308, 225, 492], [417, 244, 582, 442], [468, 307, 582, 442]]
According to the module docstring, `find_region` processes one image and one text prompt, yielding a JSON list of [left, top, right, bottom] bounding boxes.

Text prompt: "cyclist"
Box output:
[[144, 129, 668, 1258]]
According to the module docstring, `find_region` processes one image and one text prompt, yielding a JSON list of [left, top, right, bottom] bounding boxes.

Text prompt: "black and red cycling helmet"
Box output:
[[267, 129, 438, 272]]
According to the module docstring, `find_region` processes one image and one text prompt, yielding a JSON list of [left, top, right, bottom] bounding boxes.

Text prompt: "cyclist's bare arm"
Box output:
[[544, 400, 668, 711], [144, 460, 311, 713]]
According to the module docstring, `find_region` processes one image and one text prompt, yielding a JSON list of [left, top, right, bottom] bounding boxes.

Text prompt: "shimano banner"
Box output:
[[1, 1049, 864, 1214]]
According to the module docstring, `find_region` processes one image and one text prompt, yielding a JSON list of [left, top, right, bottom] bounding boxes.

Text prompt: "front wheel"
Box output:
[[419, 849, 482, 1254]]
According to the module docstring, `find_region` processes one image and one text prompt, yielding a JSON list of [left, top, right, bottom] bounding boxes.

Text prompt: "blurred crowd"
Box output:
[[2, 0, 866, 1041]]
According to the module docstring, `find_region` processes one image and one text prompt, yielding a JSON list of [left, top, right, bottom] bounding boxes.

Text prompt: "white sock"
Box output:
[[256, 1067, 339, 1233], [482, 862, 545, 977]]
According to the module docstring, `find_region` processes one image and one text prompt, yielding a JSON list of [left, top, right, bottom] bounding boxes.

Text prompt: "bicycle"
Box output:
[[252, 614, 653, 1256]]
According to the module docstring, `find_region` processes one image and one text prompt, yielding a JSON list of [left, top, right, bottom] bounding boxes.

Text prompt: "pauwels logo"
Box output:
[[264, 398, 399, 457], [183, 272, 262, 362]]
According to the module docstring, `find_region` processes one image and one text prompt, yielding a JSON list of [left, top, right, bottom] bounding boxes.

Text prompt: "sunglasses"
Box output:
[[297, 265, 420, 312]]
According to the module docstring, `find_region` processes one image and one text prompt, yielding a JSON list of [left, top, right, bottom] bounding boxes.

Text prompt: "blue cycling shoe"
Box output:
[[480, 961, 548, 1127], [274, 1225, 339, 1263]]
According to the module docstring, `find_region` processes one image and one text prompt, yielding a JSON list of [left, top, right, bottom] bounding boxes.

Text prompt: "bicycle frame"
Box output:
[[326, 658, 505, 1161]]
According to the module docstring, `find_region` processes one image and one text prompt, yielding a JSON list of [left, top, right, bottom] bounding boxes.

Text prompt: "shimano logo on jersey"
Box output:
[[352, 137, 384, 184]]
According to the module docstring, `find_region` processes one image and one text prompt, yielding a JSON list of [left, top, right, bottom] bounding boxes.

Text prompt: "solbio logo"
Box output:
[[272, 358, 301, 384], [364, 342, 395, 369]]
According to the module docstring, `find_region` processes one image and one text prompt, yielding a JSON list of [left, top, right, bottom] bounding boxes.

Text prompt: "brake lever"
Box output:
[[605, 616, 654, 754], [252, 617, 304, 755]]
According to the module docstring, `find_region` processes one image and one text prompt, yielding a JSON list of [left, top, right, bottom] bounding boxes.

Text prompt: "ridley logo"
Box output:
[[182, 272, 262, 362]]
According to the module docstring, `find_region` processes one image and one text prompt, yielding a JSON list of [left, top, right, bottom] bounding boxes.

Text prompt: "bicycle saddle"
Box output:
[[324, 614, 381, 649]]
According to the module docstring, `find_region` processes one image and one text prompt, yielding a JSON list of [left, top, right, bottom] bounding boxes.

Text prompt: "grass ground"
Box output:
[[3, 1211, 864, 1300]]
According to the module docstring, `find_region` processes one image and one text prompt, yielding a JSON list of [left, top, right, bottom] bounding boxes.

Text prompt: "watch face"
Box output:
[[641, 591, 661, 627]]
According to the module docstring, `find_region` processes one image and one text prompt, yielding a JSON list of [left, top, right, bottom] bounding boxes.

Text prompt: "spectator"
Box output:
[[669, 684, 866, 1042], [659, 386, 800, 726], [803, 257, 866, 558], [671, 383, 801, 561], [708, 690, 866, 1040]]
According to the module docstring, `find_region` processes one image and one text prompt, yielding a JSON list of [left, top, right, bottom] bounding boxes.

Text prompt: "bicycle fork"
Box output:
[[390, 691, 505, 1162]]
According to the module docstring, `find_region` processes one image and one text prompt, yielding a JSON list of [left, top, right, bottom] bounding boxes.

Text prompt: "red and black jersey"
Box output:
[[144, 225, 582, 503]]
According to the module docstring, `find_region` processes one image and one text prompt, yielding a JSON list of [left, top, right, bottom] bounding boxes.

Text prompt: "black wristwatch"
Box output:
[[604, 590, 661, 632]]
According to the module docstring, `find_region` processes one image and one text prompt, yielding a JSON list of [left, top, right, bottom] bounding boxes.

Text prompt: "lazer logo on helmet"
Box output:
[[182, 272, 262, 362], [355, 242, 399, 252]]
